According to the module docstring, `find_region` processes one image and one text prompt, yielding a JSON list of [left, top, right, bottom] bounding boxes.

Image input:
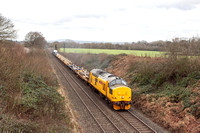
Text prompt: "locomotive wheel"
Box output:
[[110, 102, 113, 109], [101, 94, 105, 100]]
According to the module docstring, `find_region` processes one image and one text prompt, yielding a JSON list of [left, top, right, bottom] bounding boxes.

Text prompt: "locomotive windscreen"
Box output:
[[109, 79, 128, 88]]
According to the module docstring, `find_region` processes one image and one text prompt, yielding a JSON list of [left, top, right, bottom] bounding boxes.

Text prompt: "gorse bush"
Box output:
[[18, 72, 65, 119], [130, 57, 200, 89]]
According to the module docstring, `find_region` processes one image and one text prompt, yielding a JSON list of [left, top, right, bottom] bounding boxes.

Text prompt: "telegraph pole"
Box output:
[[64, 43, 65, 53], [55, 44, 57, 50]]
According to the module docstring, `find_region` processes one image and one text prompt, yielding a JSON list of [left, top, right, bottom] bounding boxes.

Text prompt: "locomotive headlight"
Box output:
[[122, 96, 124, 99]]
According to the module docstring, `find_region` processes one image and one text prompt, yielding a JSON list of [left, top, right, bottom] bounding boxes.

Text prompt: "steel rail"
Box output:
[[116, 111, 141, 133], [127, 110, 157, 133], [117, 110, 157, 133]]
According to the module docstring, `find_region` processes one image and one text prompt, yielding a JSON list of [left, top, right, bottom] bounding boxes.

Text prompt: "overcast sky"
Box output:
[[0, 0, 200, 42]]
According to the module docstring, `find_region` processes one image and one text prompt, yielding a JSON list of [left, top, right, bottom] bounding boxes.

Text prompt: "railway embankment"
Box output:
[[62, 52, 200, 132], [0, 42, 78, 132]]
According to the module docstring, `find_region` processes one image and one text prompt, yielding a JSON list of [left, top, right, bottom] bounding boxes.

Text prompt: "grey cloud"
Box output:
[[13, 18, 72, 26], [158, 0, 200, 10], [13, 18, 33, 23], [114, 8, 126, 12], [54, 14, 106, 25], [54, 17, 73, 25], [13, 18, 50, 25], [75, 14, 106, 19], [80, 27, 95, 30]]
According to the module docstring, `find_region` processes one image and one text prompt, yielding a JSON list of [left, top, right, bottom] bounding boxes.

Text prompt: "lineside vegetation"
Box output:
[[0, 41, 75, 132]]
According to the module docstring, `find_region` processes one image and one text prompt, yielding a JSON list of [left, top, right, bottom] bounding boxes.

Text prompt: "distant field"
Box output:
[[60, 48, 166, 57]]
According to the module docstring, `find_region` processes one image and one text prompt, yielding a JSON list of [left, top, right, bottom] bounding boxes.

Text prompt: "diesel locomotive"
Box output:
[[53, 50, 132, 110]]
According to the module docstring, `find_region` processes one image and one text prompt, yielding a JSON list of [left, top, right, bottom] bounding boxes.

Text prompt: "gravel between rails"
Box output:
[[48, 51, 169, 133]]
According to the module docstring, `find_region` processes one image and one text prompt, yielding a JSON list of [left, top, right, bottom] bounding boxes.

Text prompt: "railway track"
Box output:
[[52, 55, 122, 133], [49, 51, 158, 133], [117, 110, 156, 133]]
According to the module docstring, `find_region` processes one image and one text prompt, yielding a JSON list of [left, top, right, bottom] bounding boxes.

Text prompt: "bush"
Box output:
[[190, 103, 200, 118], [151, 73, 167, 87], [18, 72, 66, 119], [129, 57, 200, 89]]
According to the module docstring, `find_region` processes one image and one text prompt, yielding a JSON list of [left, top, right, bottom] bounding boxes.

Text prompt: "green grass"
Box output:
[[60, 48, 165, 57]]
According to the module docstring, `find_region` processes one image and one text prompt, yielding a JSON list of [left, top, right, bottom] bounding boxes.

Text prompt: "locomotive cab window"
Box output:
[[109, 79, 127, 87], [95, 78, 97, 85], [109, 88, 112, 94]]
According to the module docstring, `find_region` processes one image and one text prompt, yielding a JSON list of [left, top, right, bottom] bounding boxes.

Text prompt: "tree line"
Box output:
[[50, 37, 200, 56], [50, 40, 166, 51]]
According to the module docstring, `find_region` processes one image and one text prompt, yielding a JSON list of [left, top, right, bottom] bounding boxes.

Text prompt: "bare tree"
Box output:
[[0, 14, 17, 40], [24, 32, 46, 48], [164, 37, 200, 56]]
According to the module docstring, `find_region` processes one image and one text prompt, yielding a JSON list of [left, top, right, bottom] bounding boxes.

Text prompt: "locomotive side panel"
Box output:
[[89, 72, 107, 96]]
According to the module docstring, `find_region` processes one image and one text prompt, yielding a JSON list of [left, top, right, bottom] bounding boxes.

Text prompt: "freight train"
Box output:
[[53, 50, 132, 110]]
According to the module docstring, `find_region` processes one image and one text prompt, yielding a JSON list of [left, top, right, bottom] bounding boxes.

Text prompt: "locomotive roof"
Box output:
[[91, 69, 120, 82]]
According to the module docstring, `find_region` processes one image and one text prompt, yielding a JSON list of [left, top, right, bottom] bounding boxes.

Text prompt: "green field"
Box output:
[[60, 48, 166, 57]]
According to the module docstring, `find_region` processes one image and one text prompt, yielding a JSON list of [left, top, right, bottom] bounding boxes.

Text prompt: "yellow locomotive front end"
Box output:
[[111, 86, 132, 110], [89, 69, 132, 110]]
